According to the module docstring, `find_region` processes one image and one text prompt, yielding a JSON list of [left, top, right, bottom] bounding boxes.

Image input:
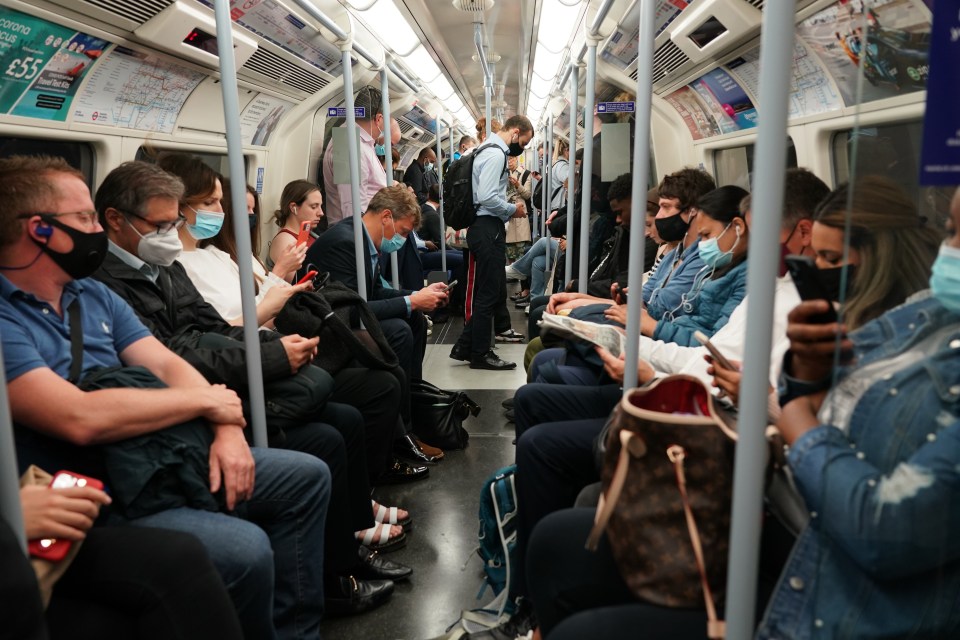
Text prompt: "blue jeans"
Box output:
[[118, 447, 330, 640], [510, 237, 558, 297]]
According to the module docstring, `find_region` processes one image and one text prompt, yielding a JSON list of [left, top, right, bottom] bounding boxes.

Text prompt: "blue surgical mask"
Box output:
[[698, 223, 740, 269], [453, 152, 461, 161], [185, 206, 225, 240], [375, 144, 385, 156], [423, 162, 434, 173], [380, 233, 406, 254], [930, 242, 960, 313]]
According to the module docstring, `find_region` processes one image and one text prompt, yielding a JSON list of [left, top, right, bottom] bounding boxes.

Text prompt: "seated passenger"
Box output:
[[269, 179, 323, 282], [5, 480, 243, 639], [0, 155, 330, 640]]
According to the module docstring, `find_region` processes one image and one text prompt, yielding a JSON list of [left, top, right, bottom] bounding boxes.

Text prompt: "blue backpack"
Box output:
[[476, 464, 518, 614]]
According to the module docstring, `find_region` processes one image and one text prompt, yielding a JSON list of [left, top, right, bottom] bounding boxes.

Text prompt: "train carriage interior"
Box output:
[[0, 0, 957, 638]]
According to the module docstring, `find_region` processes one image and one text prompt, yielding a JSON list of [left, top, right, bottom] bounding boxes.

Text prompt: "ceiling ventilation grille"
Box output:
[[451, 0, 494, 14], [242, 49, 328, 95], [744, 0, 765, 9], [640, 40, 689, 83], [82, 0, 174, 24]]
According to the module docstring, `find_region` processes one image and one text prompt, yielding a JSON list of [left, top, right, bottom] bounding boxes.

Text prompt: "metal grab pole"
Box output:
[[623, 0, 654, 391], [565, 63, 579, 288], [545, 113, 553, 269], [544, 124, 552, 242], [440, 125, 452, 270], [724, 2, 797, 636], [213, 0, 268, 448], [437, 118, 447, 274], [578, 38, 597, 292], [0, 333, 25, 551], [340, 45, 368, 301], [380, 66, 400, 290]]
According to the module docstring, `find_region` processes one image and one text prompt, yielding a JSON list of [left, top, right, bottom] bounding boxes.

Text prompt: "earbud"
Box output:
[[35, 223, 53, 238]]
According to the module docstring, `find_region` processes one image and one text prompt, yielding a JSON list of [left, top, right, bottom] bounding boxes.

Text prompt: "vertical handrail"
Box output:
[[724, 2, 798, 636], [622, 0, 654, 391], [380, 67, 400, 289], [0, 332, 25, 551], [565, 63, 579, 288], [578, 38, 597, 292], [544, 123, 552, 242], [340, 45, 368, 301], [213, 0, 268, 448], [436, 117, 447, 274], [545, 113, 553, 269]]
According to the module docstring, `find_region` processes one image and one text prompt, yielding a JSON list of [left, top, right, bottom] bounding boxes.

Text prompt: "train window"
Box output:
[[0, 137, 95, 189], [713, 139, 797, 190], [135, 146, 249, 178]]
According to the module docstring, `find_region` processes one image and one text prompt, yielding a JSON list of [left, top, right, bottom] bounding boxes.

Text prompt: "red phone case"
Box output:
[[28, 471, 104, 562], [296, 222, 311, 245], [296, 270, 318, 285]]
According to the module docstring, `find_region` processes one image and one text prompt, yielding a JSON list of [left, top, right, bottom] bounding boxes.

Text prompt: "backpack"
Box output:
[[476, 464, 519, 615], [443, 143, 508, 230]]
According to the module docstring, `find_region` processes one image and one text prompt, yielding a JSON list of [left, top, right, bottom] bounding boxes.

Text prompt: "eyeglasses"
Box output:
[[18, 211, 100, 228], [122, 210, 186, 235]]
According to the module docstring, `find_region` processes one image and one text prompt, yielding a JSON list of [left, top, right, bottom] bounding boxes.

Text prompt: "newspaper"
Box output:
[[539, 313, 627, 358]]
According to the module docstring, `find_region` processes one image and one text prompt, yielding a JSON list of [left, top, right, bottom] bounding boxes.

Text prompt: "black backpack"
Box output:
[[443, 143, 507, 230]]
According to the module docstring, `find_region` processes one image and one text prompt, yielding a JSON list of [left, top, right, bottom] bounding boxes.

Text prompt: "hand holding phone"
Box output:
[[785, 255, 838, 324], [613, 283, 628, 305], [296, 270, 318, 286], [694, 330, 736, 371], [442, 279, 458, 293], [296, 221, 312, 246], [28, 471, 105, 562]]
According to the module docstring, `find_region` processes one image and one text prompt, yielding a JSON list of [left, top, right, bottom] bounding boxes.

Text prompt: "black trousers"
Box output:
[[526, 295, 551, 340], [279, 401, 374, 576], [332, 368, 401, 483], [457, 215, 508, 356], [528, 509, 708, 639], [379, 311, 427, 383], [3, 524, 243, 640]]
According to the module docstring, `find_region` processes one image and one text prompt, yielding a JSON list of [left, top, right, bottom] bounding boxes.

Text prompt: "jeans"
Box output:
[[510, 237, 559, 298], [117, 447, 330, 640]]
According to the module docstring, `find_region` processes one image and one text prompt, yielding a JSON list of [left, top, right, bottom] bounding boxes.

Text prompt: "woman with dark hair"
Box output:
[[269, 179, 324, 282]]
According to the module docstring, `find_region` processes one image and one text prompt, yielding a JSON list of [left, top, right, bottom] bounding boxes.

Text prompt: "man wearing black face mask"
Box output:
[[451, 114, 534, 370]]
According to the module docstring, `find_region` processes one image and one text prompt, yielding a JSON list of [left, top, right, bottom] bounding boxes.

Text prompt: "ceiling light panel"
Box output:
[[401, 45, 442, 82], [355, 0, 419, 56]]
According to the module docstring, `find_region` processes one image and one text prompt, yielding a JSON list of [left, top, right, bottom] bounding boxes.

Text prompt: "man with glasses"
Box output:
[[0, 155, 333, 640]]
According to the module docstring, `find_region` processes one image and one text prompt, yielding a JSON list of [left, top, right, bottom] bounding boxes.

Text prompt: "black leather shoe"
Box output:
[[501, 396, 515, 409], [395, 434, 441, 465], [449, 343, 469, 361], [504, 409, 515, 422], [379, 458, 429, 484], [470, 350, 517, 371], [325, 575, 394, 616], [355, 544, 413, 581]]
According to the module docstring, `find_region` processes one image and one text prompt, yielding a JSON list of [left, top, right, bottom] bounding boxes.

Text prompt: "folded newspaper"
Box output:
[[539, 313, 627, 358]]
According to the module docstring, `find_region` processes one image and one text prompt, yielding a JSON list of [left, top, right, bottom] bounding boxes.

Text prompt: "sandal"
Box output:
[[355, 521, 406, 553], [372, 500, 413, 531]]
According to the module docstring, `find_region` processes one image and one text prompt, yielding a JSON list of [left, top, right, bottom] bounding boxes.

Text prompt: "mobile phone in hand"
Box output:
[[785, 255, 839, 323], [296, 221, 312, 246], [694, 330, 736, 371], [442, 279, 458, 293], [296, 270, 318, 285], [28, 471, 105, 562], [614, 283, 628, 305]]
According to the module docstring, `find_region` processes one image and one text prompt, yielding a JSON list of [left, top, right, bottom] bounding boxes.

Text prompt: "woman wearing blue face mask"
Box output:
[[633, 184, 751, 346]]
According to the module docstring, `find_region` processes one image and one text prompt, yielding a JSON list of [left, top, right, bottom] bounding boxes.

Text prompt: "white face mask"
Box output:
[[127, 220, 183, 266]]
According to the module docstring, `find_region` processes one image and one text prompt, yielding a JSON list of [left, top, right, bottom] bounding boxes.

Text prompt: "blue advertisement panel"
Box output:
[[919, 1, 960, 185]]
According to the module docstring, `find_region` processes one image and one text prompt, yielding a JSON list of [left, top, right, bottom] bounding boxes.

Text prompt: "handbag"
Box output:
[[274, 283, 399, 374], [20, 465, 83, 608], [410, 380, 480, 450], [587, 375, 737, 640]]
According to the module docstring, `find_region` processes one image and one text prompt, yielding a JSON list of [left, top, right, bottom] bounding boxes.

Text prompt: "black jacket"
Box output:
[[93, 252, 291, 390], [305, 216, 412, 320], [419, 202, 442, 245], [403, 160, 429, 204]]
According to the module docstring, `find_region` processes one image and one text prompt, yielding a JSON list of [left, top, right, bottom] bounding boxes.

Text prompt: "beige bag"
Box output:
[[20, 465, 84, 608], [505, 217, 531, 244]]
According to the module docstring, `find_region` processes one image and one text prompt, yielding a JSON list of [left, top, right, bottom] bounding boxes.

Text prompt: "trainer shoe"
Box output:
[[495, 329, 525, 343], [505, 264, 524, 281]]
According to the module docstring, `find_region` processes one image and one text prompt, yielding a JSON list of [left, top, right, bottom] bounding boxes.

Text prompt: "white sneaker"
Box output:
[[505, 264, 524, 280]]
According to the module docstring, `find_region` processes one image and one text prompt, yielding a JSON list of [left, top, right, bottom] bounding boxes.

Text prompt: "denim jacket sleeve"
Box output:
[[644, 245, 704, 321], [788, 420, 960, 580]]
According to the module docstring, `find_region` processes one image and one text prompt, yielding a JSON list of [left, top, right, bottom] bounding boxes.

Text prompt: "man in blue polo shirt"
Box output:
[[0, 155, 331, 640], [451, 114, 534, 370]]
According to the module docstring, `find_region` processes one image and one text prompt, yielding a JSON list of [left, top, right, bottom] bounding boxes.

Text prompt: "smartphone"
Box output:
[[313, 271, 330, 289], [442, 279, 458, 293], [693, 330, 736, 371], [296, 221, 312, 246], [785, 255, 838, 323], [296, 270, 318, 285], [28, 471, 104, 562], [613, 283, 628, 305]]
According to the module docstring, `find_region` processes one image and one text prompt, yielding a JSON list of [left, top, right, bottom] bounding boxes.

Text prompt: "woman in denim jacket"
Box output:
[[765, 185, 959, 639]]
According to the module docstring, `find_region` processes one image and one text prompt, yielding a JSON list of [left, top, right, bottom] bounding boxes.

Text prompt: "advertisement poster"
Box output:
[[0, 7, 109, 121], [688, 67, 757, 133], [73, 46, 205, 133], [663, 85, 721, 140], [918, 0, 960, 185], [796, 0, 932, 106], [240, 93, 294, 145]]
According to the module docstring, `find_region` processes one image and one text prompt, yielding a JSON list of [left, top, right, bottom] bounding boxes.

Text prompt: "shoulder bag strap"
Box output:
[[67, 299, 83, 384]]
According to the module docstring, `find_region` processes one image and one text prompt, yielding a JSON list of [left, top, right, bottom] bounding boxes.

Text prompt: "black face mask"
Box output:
[[34, 215, 108, 280], [655, 213, 690, 242], [507, 142, 525, 157], [817, 264, 857, 303], [248, 214, 257, 231]]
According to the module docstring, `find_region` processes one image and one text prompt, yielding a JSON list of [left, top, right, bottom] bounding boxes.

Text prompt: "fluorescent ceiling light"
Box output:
[[527, 92, 547, 112], [529, 73, 552, 99], [455, 106, 472, 121], [532, 43, 565, 79], [401, 45, 441, 82], [425, 75, 455, 101], [538, 0, 583, 50], [444, 94, 465, 113], [354, 0, 419, 56]]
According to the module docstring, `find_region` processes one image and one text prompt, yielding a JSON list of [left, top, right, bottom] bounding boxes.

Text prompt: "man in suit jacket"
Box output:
[[305, 184, 448, 383]]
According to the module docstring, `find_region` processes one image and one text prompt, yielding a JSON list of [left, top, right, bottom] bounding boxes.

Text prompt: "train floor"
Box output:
[[320, 284, 530, 640]]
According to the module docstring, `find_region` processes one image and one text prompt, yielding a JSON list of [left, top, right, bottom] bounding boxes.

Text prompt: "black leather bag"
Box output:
[[410, 381, 479, 451]]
